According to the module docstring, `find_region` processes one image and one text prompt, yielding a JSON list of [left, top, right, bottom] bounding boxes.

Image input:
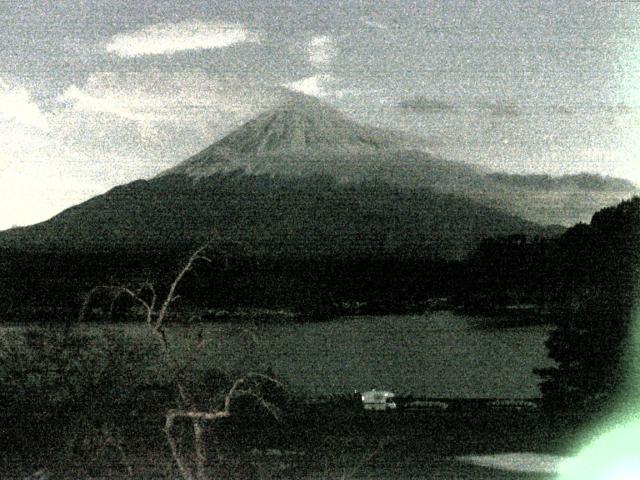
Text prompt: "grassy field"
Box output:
[[2, 404, 575, 479]]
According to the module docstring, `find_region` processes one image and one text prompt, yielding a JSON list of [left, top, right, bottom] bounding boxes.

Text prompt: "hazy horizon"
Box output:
[[2, 0, 640, 229]]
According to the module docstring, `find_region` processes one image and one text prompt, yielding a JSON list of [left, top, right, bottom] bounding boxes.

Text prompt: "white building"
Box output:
[[361, 389, 397, 411]]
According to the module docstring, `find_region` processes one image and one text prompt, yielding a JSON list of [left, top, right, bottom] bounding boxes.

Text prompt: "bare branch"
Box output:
[[193, 419, 207, 480], [224, 377, 249, 411], [165, 413, 196, 480], [243, 372, 286, 391], [81, 240, 286, 480], [156, 242, 214, 328], [137, 281, 158, 320], [165, 407, 232, 480], [80, 285, 153, 323], [223, 372, 284, 418], [167, 409, 231, 422], [230, 390, 282, 420]]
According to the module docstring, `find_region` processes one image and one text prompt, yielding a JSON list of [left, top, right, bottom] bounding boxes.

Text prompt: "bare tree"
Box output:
[[81, 242, 283, 480]]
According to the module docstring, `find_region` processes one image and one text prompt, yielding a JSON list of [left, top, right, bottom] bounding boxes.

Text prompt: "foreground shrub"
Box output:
[[0, 325, 216, 450], [0, 323, 286, 457]]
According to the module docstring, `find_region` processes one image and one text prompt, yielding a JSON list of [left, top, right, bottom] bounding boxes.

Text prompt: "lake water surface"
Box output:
[[259, 311, 555, 398]]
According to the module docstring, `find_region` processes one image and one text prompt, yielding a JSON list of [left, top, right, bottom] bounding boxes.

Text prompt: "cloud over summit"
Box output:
[[283, 35, 342, 98], [284, 74, 339, 98], [308, 35, 337, 68]]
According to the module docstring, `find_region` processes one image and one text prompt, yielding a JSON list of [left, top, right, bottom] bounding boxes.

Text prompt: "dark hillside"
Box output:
[[0, 173, 556, 259]]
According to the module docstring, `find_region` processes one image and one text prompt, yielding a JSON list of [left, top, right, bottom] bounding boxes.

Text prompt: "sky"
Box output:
[[1, 0, 640, 229]]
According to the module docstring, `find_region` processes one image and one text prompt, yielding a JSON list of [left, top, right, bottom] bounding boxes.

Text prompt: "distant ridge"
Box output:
[[486, 172, 637, 192]]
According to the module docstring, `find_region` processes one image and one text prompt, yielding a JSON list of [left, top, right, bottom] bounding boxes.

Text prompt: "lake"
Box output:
[[260, 311, 555, 398], [0, 311, 555, 399]]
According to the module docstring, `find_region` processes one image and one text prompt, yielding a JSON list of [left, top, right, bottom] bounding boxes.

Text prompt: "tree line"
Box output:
[[1, 198, 637, 324]]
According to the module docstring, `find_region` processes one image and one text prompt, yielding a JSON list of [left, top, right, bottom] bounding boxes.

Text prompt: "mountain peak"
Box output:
[[214, 93, 403, 155], [272, 92, 338, 114], [161, 94, 413, 178]]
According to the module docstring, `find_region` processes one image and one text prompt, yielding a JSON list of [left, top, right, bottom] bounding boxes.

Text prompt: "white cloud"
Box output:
[[58, 72, 258, 123], [0, 71, 280, 229], [0, 161, 103, 230], [308, 35, 337, 68], [284, 74, 343, 98], [0, 80, 106, 229], [361, 19, 389, 30], [0, 80, 48, 130], [106, 20, 259, 57], [59, 84, 146, 121], [284, 34, 344, 98], [55, 71, 280, 175]]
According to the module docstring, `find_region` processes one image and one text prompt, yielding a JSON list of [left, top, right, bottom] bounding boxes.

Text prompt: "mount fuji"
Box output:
[[1, 94, 635, 258]]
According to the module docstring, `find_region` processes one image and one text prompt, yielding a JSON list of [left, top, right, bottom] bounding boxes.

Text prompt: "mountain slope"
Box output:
[[1, 94, 634, 257], [159, 94, 637, 226], [160, 94, 490, 189], [0, 173, 560, 259]]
